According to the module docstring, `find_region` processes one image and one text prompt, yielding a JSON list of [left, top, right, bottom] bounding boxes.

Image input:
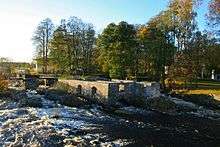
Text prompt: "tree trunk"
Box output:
[[42, 33, 46, 74], [45, 29, 49, 74]]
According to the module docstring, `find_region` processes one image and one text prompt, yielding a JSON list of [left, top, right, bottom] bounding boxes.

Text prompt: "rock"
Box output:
[[19, 95, 43, 108], [45, 89, 89, 107], [60, 95, 88, 107], [64, 137, 86, 146], [11, 90, 28, 102], [170, 93, 220, 110], [146, 97, 176, 112], [36, 88, 47, 95], [0, 91, 12, 99], [170, 97, 198, 112], [119, 96, 146, 108], [43, 133, 64, 146], [191, 109, 220, 119], [44, 89, 67, 101], [25, 78, 39, 90]]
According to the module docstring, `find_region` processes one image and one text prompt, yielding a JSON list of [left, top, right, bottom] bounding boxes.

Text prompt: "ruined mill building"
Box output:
[[60, 79, 161, 104]]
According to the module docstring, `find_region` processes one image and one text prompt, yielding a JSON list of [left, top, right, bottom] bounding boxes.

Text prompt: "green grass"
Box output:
[[173, 79, 220, 100]]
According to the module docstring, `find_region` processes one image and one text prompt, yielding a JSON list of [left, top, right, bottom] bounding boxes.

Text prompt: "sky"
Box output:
[[0, 0, 209, 62]]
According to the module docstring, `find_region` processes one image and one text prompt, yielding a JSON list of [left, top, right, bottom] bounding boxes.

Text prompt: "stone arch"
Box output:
[[91, 86, 97, 96], [76, 85, 82, 95]]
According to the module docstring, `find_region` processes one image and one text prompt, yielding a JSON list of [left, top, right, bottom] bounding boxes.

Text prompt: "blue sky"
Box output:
[[0, 0, 209, 62]]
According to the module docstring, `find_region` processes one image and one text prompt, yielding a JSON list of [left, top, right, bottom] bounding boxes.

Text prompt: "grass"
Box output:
[[173, 79, 220, 100]]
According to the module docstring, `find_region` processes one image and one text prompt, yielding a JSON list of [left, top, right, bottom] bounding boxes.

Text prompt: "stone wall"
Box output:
[[141, 82, 161, 98], [60, 80, 111, 103], [59, 80, 161, 104]]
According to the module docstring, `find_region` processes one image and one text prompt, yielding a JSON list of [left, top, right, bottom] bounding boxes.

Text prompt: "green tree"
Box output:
[[97, 22, 137, 79], [49, 23, 70, 74], [167, 31, 219, 89], [138, 23, 176, 89], [49, 17, 96, 75]]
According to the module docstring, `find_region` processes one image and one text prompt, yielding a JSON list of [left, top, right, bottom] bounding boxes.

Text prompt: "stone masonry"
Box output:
[[59, 80, 161, 104]]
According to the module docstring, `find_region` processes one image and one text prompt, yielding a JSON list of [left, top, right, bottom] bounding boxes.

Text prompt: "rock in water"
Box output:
[[19, 91, 43, 108]]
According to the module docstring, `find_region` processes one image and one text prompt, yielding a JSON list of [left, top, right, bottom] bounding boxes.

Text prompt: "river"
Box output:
[[0, 91, 220, 147]]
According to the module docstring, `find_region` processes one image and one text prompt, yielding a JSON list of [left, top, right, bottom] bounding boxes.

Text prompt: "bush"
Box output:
[[0, 73, 8, 92]]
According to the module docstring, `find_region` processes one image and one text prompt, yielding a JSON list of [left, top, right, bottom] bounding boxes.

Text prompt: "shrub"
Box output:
[[0, 73, 8, 92]]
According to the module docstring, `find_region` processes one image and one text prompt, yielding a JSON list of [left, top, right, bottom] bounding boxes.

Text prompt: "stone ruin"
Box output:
[[60, 79, 161, 104], [9, 74, 58, 90]]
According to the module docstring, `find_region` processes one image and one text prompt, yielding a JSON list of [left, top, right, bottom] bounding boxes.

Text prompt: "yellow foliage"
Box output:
[[169, 0, 194, 22], [0, 73, 8, 92], [137, 27, 149, 39]]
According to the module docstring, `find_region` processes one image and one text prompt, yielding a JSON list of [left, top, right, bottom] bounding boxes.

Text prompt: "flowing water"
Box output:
[[0, 91, 220, 147]]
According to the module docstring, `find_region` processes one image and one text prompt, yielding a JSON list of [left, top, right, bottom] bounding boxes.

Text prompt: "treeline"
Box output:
[[32, 17, 95, 75], [32, 0, 220, 86]]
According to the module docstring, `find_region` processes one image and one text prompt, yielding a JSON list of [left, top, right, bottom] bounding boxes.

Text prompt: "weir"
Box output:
[[59, 80, 161, 103], [9, 74, 161, 103], [9, 74, 58, 89]]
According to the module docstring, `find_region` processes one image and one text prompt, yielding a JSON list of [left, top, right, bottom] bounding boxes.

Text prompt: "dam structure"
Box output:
[[59, 79, 161, 104]]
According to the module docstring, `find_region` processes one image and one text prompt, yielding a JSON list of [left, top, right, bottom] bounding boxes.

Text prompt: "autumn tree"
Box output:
[[207, 0, 220, 36], [167, 0, 199, 51], [136, 0, 201, 88], [32, 18, 54, 74]]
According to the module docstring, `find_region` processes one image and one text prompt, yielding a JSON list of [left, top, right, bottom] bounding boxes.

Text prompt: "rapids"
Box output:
[[0, 91, 220, 146]]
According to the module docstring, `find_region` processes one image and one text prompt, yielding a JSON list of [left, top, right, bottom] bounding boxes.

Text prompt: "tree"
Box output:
[[0, 57, 10, 63], [205, 38, 220, 75], [167, 0, 198, 51], [96, 22, 137, 79], [167, 31, 219, 89], [32, 18, 54, 74], [49, 23, 69, 74], [49, 17, 96, 75], [207, 0, 220, 36], [138, 23, 176, 89], [0, 57, 12, 76], [138, 0, 202, 89]]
